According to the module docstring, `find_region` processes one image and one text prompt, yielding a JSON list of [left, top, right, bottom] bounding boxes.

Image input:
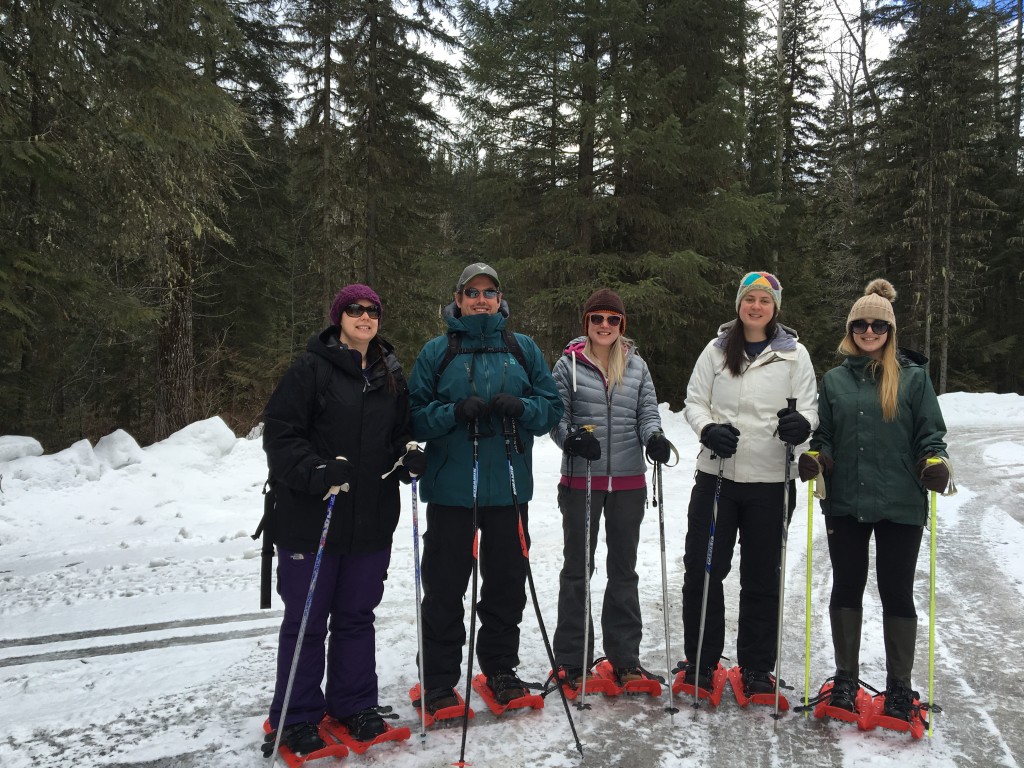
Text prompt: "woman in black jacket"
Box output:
[[262, 284, 424, 754]]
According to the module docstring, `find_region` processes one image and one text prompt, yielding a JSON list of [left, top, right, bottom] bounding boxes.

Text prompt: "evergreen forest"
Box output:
[[2, 0, 1022, 450]]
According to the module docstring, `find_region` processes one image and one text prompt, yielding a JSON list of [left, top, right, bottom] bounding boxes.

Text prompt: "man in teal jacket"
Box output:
[[408, 262, 562, 714]]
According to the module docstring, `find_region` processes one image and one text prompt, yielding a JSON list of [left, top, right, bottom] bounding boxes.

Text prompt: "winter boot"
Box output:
[[487, 669, 529, 704], [882, 615, 919, 721], [424, 687, 460, 715], [614, 666, 657, 685], [280, 722, 326, 755], [828, 672, 859, 712], [678, 661, 715, 692], [340, 707, 387, 742], [741, 668, 781, 695], [830, 606, 862, 682]]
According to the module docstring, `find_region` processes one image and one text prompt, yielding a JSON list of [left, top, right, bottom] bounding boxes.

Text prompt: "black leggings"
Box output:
[[825, 515, 923, 618]]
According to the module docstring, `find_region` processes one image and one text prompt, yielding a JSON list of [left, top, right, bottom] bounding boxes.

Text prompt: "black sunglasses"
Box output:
[[588, 313, 623, 327], [850, 319, 890, 335], [343, 303, 381, 319], [462, 287, 499, 299]]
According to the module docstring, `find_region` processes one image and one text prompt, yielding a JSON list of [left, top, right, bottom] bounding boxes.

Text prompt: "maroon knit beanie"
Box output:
[[583, 288, 626, 333], [329, 284, 383, 327]]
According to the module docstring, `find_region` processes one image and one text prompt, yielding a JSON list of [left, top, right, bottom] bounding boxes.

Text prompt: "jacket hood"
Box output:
[[843, 346, 930, 372], [713, 319, 799, 352], [309, 326, 399, 382], [561, 335, 635, 358], [898, 346, 929, 366], [443, 307, 507, 337]]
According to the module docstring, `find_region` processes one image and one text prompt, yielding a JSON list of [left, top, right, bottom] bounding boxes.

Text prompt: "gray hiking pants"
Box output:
[[552, 484, 646, 669]]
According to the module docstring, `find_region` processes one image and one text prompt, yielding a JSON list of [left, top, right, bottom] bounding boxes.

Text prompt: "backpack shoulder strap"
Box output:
[[433, 331, 462, 397], [502, 328, 528, 370]]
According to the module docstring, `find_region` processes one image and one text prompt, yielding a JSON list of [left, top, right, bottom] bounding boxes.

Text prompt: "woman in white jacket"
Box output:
[[677, 271, 818, 701]]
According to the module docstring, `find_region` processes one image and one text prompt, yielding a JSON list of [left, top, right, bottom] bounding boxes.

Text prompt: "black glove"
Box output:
[[645, 433, 674, 464], [701, 423, 740, 459], [777, 407, 811, 445], [403, 447, 427, 478], [490, 392, 525, 419], [565, 429, 601, 461], [917, 456, 950, 493], [322, 458, 353, 490], [798, 452, 824, 482], [454, 396, 489, 424]]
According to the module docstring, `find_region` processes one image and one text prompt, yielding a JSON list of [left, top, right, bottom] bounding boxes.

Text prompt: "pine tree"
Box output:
[[864, 0, 999, 391]]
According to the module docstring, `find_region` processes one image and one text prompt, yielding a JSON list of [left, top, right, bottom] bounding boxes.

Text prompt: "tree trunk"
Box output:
[[366, 12, 379, 284], [576, 3, 598, 256], [773, 0, 785, 271], [155, 235, 195, 440], [940, 184, 951, 394]]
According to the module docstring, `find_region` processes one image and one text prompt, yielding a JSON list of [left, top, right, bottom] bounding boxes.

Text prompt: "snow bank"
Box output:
[[0, 435, 42, 463], [94, 429, 145, 470], [143, 416, 241, 466], [938, 391, 1024, 427]]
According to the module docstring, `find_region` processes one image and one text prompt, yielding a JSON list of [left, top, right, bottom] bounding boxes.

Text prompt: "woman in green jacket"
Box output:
[[800, 279, 954, 725]]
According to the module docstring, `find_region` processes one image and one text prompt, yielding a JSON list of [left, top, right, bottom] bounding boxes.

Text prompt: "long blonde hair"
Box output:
[[584, 336, 634, 388], [838, 330, 901, 421]]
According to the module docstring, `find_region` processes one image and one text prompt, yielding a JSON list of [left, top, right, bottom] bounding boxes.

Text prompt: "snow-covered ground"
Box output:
[[1, 392, 1022, 768]]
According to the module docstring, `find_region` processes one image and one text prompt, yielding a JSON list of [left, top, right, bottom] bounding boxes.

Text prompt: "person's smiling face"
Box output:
[[455, 275, 501, 315], [339, 301, 379, 347], [738, 289, 775, 337], [851, 317, 889, 359]]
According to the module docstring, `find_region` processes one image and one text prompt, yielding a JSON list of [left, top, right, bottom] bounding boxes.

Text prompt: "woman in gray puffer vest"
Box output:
[[549, 289, 674, 691]]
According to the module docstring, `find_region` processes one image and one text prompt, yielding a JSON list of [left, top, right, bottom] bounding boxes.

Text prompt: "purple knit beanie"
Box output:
[[329, 283, 383, 327]]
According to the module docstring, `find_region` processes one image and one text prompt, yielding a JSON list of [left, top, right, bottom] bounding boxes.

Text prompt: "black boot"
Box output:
[[883, 616, 918, 721], [830, 606, 862, 682]]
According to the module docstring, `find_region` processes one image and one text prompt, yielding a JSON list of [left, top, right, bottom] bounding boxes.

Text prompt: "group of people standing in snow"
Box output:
[[258, 263, 955, 755]]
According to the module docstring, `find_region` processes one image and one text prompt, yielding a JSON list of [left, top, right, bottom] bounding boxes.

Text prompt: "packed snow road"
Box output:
[[0, 400, 1021, 768]]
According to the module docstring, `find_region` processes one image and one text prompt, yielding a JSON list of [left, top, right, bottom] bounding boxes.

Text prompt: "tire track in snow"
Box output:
[[0, 611, 281, 668]]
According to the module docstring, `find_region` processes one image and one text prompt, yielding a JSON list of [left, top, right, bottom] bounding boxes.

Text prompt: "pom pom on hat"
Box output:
[[583, 288, 626, 332], [735, 271, 783, 312], [847, 278, 897, 331], [329, 283, 383, 327]]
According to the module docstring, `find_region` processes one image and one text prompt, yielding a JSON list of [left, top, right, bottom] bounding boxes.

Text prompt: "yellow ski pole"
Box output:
[[927, 457, 941, 738], [804, 451, 817, 716]]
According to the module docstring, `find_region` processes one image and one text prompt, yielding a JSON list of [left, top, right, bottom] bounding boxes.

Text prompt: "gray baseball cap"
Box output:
[[456, 262, 501, 293]]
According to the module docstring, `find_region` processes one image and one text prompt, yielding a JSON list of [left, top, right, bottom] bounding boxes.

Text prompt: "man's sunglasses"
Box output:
[[850, 319, 890, 335], [462, 287, 499, 299], [343, 303, 381, 319], [588, 313, 623, 327]]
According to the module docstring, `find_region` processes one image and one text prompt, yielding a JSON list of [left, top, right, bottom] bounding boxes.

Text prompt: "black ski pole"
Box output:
[[411, 474, 427, 740], [504, 417, 584, 758], [773, 397, 797, 728], [692, 453, 725, 710], [653, 460, 679, 714], [456, 420, 482, 767], [579, 426, 594, 712], [266, 461, 349, 768]]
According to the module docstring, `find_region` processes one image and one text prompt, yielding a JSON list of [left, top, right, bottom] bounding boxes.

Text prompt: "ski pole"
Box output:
[[411, 475, 427, 740], [803, 450, 817, 717], [773, 397, 797, 729], [504, 417, 584, 757], [693, 455, 725, 710], [927, 456, 940, 738], [580, 426, 595, 712], [456, 420, 482, 767], [381, 442, 427, 738], [268, 461, 349, 768], [654, 460, 679, 715]]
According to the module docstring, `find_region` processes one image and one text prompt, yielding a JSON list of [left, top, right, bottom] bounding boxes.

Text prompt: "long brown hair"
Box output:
[[724, 317, 779, 377]]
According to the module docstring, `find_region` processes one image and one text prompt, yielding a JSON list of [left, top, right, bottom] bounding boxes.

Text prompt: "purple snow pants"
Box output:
[[269, 546, 391, 728]]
